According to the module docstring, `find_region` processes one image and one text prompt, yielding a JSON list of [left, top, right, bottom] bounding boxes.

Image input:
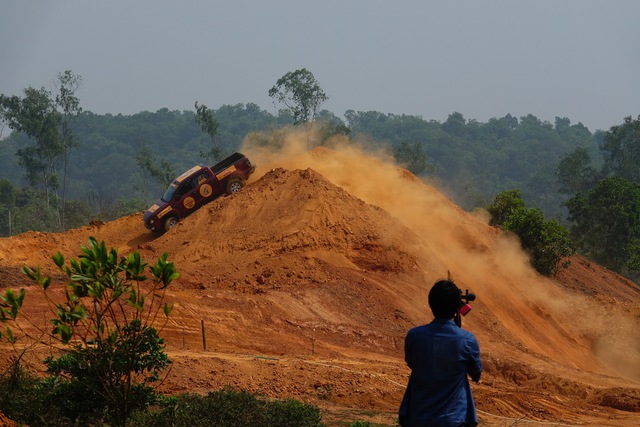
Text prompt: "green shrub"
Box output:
[[264, 398, 325, 427], [0, 239, 180, 427], [1, 377, 326, 427], [487, 190, 574, 276], [130, 387, 326, 427], [0, 360, 86, 427]]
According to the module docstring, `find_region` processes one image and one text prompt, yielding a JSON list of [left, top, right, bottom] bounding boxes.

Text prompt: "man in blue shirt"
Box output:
[[399, 280, 482, 427]]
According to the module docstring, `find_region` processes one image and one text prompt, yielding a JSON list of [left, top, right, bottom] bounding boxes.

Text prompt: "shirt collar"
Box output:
[[432, 317, 456, 325]]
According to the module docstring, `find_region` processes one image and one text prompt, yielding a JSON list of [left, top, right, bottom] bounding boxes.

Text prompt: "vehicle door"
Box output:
[[170, 177, 198, 217], [191, 170, 217, 208]]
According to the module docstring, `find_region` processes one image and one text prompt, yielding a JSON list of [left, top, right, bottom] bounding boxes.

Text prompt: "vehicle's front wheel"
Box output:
[[226, 178, 243, 195], [164, 216, 179, 232]]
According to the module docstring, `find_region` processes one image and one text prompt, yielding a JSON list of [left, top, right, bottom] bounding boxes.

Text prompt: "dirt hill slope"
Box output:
[[1, 135, 640, 426]]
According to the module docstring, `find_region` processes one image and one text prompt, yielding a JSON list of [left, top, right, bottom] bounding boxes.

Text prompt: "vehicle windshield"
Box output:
[[161, 183, 178, 202]]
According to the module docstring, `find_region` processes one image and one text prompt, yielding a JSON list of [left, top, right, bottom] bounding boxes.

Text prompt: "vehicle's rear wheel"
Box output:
[[226, 178, 243, 195], [164, 216, 179, 232]]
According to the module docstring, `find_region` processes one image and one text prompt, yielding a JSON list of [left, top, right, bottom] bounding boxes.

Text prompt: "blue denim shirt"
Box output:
[[399, 318, 482, 427]]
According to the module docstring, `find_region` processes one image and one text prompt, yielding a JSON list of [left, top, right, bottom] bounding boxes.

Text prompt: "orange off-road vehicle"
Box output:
[[143, 152, 255, 233]]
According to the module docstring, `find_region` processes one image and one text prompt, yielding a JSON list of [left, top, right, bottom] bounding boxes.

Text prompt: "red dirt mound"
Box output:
[[1, 139, 639, 426]]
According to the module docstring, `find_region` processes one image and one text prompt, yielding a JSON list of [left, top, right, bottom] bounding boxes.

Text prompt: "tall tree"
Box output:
[[268, 68, 328, 125], [442, 112, 466, 137], [134, 141, 176, 203], [602, 115, 640, 183], [194, 101, 221, 162], [55, 70, 83, 229], [0, 86, 61, 205], [556, 147, 599, 195], [393, 141, 435, 176], [0, 70, 82, 230], [566, 176, 640, 276], [0, 179, 15, 236]]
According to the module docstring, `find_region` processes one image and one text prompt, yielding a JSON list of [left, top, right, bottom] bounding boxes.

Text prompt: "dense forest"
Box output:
[[1, 69, 639, 281], [0, 107, 601, 217]]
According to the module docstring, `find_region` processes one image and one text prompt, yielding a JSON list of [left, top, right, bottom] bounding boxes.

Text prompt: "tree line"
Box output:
[[1, 69, 640, 281]]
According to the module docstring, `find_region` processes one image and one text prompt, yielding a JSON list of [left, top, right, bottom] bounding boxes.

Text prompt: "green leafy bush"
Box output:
[[129, 387, 326, 427], [488, 190, 574, 276], [5, 237, 179, 427]]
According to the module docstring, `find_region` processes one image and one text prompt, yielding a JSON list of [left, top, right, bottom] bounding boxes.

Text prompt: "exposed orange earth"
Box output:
[[1, 132, 639, 426]]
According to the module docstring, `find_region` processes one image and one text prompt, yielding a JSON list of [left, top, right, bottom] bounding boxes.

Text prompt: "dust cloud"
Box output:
[[241, 126, 640, 381]]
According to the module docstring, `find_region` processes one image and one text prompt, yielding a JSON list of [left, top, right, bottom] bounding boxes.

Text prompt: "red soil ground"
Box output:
[[1, 136, 639, 426]]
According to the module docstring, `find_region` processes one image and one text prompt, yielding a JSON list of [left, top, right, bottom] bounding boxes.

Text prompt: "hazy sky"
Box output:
[[2, 1, 639, 132]]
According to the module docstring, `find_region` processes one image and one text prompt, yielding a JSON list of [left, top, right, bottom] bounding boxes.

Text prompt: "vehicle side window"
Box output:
[[174, 183, 189, 199], [197, 171, 209, 184], [175, 179, 196, 199]]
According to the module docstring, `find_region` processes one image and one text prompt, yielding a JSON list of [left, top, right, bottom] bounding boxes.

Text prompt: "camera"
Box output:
[[455, 289, 476, 327], [459, 289, 475, 316]]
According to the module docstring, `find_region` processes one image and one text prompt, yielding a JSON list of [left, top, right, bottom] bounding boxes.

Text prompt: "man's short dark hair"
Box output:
[[428, 280, 461, 319]]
